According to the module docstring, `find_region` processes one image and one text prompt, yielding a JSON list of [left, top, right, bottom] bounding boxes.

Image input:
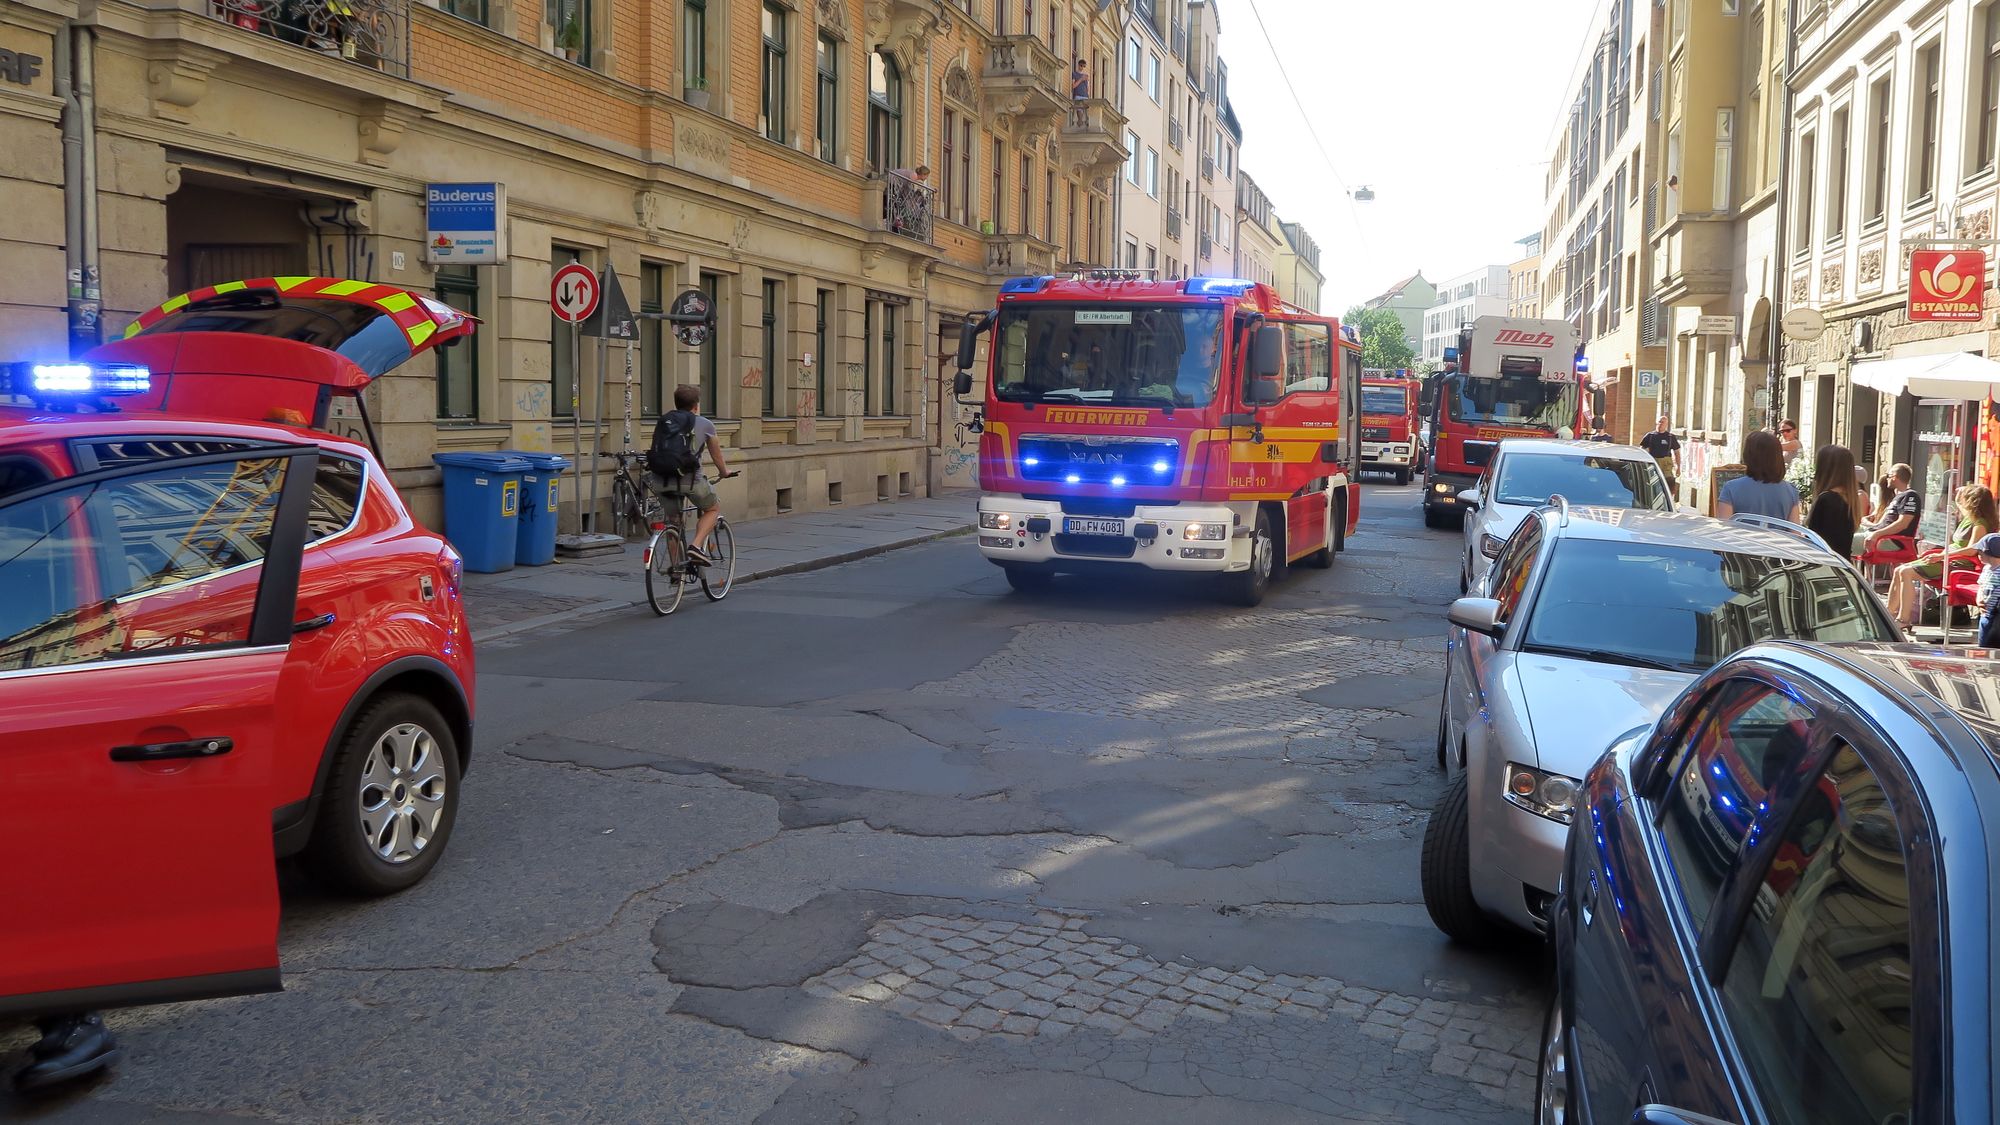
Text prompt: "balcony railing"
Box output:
[[881, 173, 936, 243], [1171, 22, 1186, 59], [1166, 209, 1182, 240], [1198, 232, 1213, 259], [206, 0, 409, 76], [1200, 153, 1214, 181], [985, 233, 1058, 275], [1168, 116, 1183, 151], [1061, 97, 1127, 176], [984, 34, 1068, 130]]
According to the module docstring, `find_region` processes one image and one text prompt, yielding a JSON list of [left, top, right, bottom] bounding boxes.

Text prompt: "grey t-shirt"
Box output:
[[688, 413, 717, 462], [1719, 475, 1799, 519]]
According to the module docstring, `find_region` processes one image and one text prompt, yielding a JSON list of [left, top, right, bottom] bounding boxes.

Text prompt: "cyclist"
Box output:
[[648, 383, 731, 565]]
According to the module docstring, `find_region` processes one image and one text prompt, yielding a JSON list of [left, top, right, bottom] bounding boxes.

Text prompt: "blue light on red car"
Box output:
[[1183, 277, 1255, 296], [4, 362, 152, 400]]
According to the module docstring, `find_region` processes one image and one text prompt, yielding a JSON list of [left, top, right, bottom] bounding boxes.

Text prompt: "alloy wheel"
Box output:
[[356, 722, 449, 864], [1536, 979, 1570, 1125]]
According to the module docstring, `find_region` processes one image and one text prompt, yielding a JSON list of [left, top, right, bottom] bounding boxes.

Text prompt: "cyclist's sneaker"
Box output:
[[685, 544, 715, 566]]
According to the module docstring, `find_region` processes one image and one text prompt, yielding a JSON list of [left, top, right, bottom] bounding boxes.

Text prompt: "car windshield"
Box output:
[[1493, 452, 1668, 510], [993, 304, 1223, 408], [1521, 539, 1895, 672], [1446, 373, 1577, 429], [1361, 385, 1407, 416]]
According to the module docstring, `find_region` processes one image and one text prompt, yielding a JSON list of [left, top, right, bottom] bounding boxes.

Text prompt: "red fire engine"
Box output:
[[951, 273, 1363, 606], [1359, 371, 1421, 485], [1420, 315, 1588, 528]]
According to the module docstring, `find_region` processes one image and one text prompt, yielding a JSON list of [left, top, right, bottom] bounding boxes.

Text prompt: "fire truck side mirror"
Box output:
[[955, 331, 980, 373], [954, 370, 974, 397], [1249, 325, 1284, 378]]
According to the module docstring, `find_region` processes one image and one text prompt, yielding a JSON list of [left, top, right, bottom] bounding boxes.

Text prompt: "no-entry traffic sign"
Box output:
[[551, 263, 600, 323]]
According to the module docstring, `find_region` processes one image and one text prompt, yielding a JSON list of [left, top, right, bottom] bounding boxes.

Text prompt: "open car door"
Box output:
[[0, 444, 320, 1018], [81, 277, 474, 433]]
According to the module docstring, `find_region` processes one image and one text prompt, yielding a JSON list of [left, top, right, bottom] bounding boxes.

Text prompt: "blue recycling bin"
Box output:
[[511, 452, 572, 566], [431, 451, 532, 573]]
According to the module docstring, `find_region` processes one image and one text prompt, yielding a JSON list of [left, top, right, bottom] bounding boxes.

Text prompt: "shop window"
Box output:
[[641, 262, 666, 417], [761, 278, 782, 417], [434, 265, 478, 420]]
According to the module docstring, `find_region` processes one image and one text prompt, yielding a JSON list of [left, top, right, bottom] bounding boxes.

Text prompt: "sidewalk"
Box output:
[[465, 492, 977, 641]]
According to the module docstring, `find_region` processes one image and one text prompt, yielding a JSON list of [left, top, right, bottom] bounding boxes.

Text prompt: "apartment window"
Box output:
[[814, 289, 831, 416], [1826, 105, 1850, 243], [1147, 52, 1161, 101], [699, 272, 722, 413], [1866, 74, 1891, 222], [551, 246, 583, 417], [868, 52, 902, 172], [1145, 148, 1160, 197], [1124, 237, 1139, 268], [1979, 6, 2000, 174], [1044, 168, 1055, 243], [942, 109, 960, 223], [1021, 0, 1032, 38], [863, 301, 876, 416], [760, 279, 782, 416], [1911, 40, 1941, 201], [1144, 245, 1157, 272], [1019, 154, 1032, 234], [435, 266, 478, 419], [440, 0, 486, 25], [875, 301, 898, 415], [640, 262, 666, 417], [1046, 3, 1057, 54], [760, 3, 788, 143], [815, 35, 839, 162], [683, 0, 706, 86], [991, 139, 1005, 230], [1127, 35, 1142, 81], [548, 0, 591, 67], [1793, 130, 1816, 255], [1125, 130, 1140, 183], [1065, 182, 1077, 260]]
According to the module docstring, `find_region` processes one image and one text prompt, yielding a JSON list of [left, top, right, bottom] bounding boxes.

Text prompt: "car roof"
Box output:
[[0, 407, 374, 462], [1535, 506, 1843, 565], [1746, 641, 2000, 778], [1496, 438, 1655, 460]]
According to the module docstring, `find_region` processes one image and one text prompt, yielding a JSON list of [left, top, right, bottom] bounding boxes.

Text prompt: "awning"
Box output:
[[1850, 350, 2000, 400]]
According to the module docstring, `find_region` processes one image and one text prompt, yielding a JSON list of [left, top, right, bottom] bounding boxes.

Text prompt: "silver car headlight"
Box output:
[[1479, 532, 1506, 559], [1504, 763, 1580, 824], [979, 511, 1014, 530]]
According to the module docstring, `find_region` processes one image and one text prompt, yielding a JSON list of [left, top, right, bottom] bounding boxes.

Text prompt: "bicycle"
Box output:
[[644, 470, 741, 616], [601, 448, 663, 540]]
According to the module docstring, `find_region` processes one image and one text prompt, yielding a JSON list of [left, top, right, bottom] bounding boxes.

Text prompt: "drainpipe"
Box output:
[[57, 23, 102, 357], [1767, 0, 1797, 435]]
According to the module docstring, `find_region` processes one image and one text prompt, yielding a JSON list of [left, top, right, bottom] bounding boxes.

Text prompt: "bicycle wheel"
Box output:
[[699, 517, 736, 601], [612, 476, 640, 540], [644, 525, 687, 616]]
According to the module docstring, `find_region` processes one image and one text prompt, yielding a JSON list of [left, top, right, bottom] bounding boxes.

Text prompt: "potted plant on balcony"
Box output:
[[980, 219, 996, 235], [555, 12, 583, 62], [684, 75, 710, 110]]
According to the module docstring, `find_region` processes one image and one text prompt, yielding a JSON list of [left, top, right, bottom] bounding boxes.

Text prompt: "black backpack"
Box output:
[[648, 410, 702, 477]]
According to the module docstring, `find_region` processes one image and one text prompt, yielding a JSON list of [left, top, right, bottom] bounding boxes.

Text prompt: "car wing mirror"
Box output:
[[954, 369, 974, 397], [1630, 1107, 1738, 1125], [1446, 597, 1504, 638], [1459, 488, 1483, 509]]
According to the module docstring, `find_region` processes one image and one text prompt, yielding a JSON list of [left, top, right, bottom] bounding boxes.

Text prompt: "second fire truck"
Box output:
[[1420, 315, 1588, 528], [952, 273, 1363, 606]]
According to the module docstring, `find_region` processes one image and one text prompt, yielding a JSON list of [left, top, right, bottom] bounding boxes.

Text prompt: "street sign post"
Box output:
[[549, 263, 612, 548], [1635, 369, 1662, 399], [551, 263, 599, 324]]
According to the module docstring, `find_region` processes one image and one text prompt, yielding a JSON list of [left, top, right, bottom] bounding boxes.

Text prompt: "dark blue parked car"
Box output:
[[1541, 641, 1999, 1125]]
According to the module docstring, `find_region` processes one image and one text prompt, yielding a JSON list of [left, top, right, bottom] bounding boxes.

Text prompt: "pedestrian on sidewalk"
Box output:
[[1716, 430, 1800, 522], [1976, 532, 2000, 649], [1638, 414, 1680, 493], [1804, 443, 1861, 561]]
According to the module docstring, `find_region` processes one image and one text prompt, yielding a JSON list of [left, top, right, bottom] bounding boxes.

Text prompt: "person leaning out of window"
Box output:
[[1716, 429, 1801, 523]]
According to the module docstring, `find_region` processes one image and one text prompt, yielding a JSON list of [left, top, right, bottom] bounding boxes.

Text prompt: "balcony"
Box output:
[[1171, 22, 1187, 60], [1168, 115, 1183, 151], [1198, 231, 1213, 260], [1060, 97, 1128, 178], [136, 0, 411, 80], [864, 173, 936, 244], [1166, 208, 1182, 240], [1200, 153, 1214, 181], [1652, 215, 1735, 306], [983, 34, 1068, 136], [985, 233, 1059, 276]]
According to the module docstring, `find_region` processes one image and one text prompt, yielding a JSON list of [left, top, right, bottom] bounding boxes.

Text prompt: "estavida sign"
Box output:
[[425, 183, 508, 265], [1909, 250, 1985, 322]]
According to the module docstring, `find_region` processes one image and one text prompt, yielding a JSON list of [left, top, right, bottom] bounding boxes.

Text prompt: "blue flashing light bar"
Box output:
[[999, 275, 1054, 295], [1183, 277, 1255, 296], [1442, 346, 1460, 362], [4, 361, 152, 399]]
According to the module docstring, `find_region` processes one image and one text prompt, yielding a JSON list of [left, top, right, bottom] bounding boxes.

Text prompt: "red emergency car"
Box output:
[[0, 277, 477, 1022]]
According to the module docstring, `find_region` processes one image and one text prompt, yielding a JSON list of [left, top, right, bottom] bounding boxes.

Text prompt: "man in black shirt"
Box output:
[[1863, 462, 1921, 551], [1637, 414, 1681, 491]]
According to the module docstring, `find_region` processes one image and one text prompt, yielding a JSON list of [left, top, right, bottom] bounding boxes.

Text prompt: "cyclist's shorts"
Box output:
[[648, 471, 718, 513]]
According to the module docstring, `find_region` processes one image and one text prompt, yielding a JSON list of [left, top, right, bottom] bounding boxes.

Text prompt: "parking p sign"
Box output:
[[425, 182, 508, 264], [1636, 369, 1663, 399]]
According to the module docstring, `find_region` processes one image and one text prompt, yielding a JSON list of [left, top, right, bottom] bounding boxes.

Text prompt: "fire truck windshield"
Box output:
[[1445, 373, 1577, 431], [992, 304, 1223, 409], [1361, 385, 1407, 417]]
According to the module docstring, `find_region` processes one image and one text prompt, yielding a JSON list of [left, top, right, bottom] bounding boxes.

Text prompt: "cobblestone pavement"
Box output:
[[7, 482, 1548, 1124]]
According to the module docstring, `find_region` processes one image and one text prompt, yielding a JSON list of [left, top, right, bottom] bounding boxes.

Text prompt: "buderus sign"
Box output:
[[425, 182, 508, 265]]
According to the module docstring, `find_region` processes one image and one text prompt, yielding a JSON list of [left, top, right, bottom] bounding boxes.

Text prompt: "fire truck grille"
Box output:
[[1053, 534, 1139, 559], [1015, 436, 1180, 485], [1463, 441, 1498, 468], [1361, 426, 1391, 441]]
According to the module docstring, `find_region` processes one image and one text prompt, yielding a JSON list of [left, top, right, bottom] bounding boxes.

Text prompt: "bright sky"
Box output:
[[1222, 0, 1601, 313]]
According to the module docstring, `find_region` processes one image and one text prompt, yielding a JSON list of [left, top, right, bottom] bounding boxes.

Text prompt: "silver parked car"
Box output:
[[1422, 502, 1899, 944], [1457, 438, 1672, 594]]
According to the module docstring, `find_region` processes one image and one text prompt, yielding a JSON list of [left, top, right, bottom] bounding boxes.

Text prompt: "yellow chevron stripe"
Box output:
[[378, 292, 418, 313], [212, 281, 248, 294], [272, 276, 313, 291], [406, 320, 437, 347], [319, 279, 372, 296], [159, 294, 190, 314], [123, 321, 142, 338]]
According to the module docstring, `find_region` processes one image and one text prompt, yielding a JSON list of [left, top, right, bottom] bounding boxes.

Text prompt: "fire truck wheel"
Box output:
[[1002, 564, 1055, 593], [1394, 468, 1412, 486], [1421, 772, 1500, 946], [1225, 508, 1276, 606], [1423, 504, 1445, 529]]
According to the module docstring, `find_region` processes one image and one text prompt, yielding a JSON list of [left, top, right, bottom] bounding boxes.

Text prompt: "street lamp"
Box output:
[[1349, 186, 1375, 202]]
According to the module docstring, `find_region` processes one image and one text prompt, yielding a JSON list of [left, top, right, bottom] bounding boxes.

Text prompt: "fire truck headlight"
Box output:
[[1184, 522, 1228, 541], [980, 512, 1014, 530]]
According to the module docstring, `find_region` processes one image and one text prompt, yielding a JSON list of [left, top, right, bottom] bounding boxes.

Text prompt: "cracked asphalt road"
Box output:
[[5, 481, 1547, 1124]]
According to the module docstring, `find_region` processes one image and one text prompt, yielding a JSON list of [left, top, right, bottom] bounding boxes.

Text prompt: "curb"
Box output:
[[470, 524, 970, 643]]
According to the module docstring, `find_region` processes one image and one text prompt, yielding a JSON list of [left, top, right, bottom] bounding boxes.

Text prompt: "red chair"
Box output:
[[1858, 534, 1918, 589]]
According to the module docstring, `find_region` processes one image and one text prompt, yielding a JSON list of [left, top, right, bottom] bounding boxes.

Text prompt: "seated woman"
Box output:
[[1886, 483, 1998, 630]]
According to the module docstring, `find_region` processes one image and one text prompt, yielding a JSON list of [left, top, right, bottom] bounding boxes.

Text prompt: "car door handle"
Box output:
[[293, 612, 337, 634], [110, 737, 235, 763]]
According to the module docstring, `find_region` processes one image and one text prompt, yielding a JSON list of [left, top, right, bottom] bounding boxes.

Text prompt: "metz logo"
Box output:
[[1493, 329, 1558, 348]]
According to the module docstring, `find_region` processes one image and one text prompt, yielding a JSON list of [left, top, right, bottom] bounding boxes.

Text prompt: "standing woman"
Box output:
[[1805, 444, 1861, 560], [1886, 483, 2000, 629], [1716, 430, 1802, 521]]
